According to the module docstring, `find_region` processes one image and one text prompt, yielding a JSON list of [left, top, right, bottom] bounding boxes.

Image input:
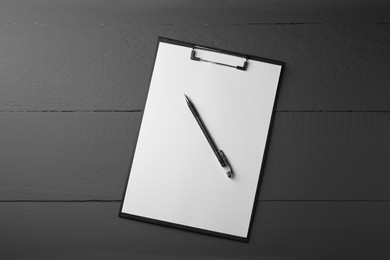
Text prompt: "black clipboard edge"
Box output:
[[118, 37, 162, 240], [118, 36, 285, 243], [246, 62, 285, 242], [119, 212, 248, 242]]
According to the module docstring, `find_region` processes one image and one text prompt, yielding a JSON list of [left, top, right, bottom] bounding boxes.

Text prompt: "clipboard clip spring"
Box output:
[[191, 48, 248, 71]]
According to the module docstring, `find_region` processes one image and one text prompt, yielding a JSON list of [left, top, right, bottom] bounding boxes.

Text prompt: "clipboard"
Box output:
[[119, 37, 284, 242]]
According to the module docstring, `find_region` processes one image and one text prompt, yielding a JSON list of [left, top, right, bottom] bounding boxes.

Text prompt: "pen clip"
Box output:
[[218, 150, 228, 166]]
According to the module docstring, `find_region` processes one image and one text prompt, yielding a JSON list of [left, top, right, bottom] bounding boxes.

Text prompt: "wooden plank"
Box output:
[[0, 24, 389, 111], [1, 112, 390, 201], [0, 201, 389, 259], [261, 112, 390, 200], [0, 112, 141, 200], [0, 0, 389, 24], [0, 24, 148, 111]]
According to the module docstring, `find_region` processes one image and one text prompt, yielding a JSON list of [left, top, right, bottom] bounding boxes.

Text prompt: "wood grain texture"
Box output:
[[1, 202, 389, 259], [0, 112, 141, 200], [261, 111, 390, 200], [0, 0, 389, 24], [2, 112, 390, 201], [1, 1, 388, 258], [0, 24, 389, 111]]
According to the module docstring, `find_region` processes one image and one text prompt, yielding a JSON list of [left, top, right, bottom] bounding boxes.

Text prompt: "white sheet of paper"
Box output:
[[121, 41, 282, 238]]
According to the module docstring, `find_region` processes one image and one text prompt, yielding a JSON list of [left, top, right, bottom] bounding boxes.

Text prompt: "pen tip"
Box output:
[[224, 164, 233, 179], [184, 94, 189, 102]]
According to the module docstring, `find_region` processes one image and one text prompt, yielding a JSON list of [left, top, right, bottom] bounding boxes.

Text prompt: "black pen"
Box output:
[[184, 94, 233, 178]]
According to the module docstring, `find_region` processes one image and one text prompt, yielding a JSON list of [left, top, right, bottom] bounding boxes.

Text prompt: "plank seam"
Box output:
[[0, 22, 388, 26], [0, 200, 122, 203], [0, 110, 142, 113], [276, 110, 390, 113], [259, 200, 390, 202]]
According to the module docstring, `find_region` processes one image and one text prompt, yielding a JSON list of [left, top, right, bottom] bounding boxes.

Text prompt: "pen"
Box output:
[[184, 94, 233, 178]]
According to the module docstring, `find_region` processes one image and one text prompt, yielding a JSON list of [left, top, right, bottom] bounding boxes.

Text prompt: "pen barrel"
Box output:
[[187, 101, 199, 118], [185, 96, 227, 168], [193, 112, 220, 156]]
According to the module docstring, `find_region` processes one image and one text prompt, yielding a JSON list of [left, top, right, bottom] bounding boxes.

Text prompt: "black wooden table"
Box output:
[[1, 1, 390, 259]]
